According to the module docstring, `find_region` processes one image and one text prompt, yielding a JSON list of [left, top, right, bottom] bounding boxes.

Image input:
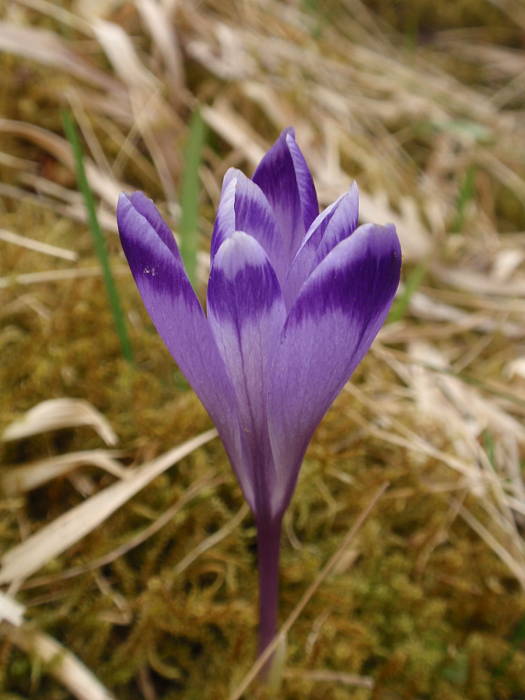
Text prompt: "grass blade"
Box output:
[[62, 110, 133, 363], [451, 164, 477, 232], [388, 263, 426, 323], [179, 108, 206, 288]]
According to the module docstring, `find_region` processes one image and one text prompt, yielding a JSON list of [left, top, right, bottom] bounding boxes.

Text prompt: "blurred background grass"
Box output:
[[1, 0, 525, 698]]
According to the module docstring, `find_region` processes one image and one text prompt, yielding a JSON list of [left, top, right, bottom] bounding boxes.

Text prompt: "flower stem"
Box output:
[[256, 517, 282, 669]]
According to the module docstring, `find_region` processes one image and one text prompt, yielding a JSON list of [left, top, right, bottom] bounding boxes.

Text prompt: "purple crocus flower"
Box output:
[[117, 128, 401, 660]]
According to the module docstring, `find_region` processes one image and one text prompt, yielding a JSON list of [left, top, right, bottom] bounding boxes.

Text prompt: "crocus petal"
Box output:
[[210, 169, 280, 277], [313, 181, 359, 263], [286, 130, 319, 230], [207, 231, 286, 515], [125, 191, 181, 258], [117, 194, 253, 505], [252, 128, 319, 273], [284, 183, 359, 307], [268, 223, 401, 515], [210, 173, 237, 259]]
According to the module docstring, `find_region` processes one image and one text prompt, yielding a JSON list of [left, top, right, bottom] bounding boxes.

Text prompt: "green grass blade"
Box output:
[[62, 110, 133, 364], [179, 108, 206, 288], [451, 165, 476, 232], [388, 263, 426, 323]]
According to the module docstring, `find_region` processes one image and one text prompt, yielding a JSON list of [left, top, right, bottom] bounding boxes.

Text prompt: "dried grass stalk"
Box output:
[[0, 228, 77, 261], [7, 626, 116, 700], [2, 450, 126, 495], [0, 429, 216, 583], [2, 398, 118, 446]]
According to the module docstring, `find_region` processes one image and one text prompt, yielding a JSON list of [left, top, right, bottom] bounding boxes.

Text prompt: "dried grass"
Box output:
[[1, 0, 525, 697], [0, 426, 216, 584]]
